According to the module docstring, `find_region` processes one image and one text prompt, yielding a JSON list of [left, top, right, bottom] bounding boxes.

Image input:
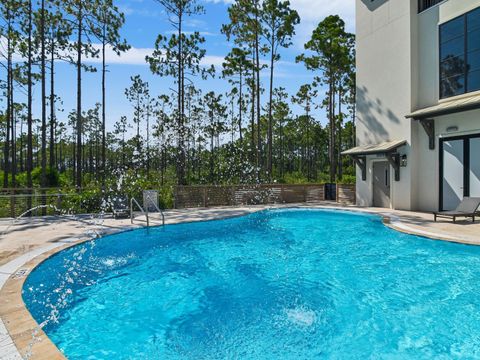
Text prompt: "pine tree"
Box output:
[[92, 0, 129, 183], [147, 0, 213, 185], [261, 0, 299, 180]]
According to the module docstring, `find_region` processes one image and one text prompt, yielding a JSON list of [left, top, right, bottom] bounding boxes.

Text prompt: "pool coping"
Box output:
[[0, 204, 477, 359]]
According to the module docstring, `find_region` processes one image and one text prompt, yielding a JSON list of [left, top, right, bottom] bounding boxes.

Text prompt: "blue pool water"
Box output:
[[23, 209, 480, 359]]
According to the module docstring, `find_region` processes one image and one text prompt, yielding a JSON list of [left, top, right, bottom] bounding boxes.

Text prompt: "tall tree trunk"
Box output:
[[329, 77, 337, 183], [72, 136, 76, 183], [41, 0, 47, 189], [210, 115, 214, 183], [27, 0, 33, 200], [19, 120, 23, 172], [49, 27, 56, 171], [250, 52, 256, 165], [101, 25, 106, 186], [254, 3, 261, 180], [11, 89, 16, 188], [177, 11, 186, 185], [146, 98, 150, 175], [337, 90, 342, 181], [76, 3, 83, 188], [3, 11, 12, 189], [267, 34, 275, 181], [328, 80, 335, 183], [239, 71, 243, 142], [280, 119, 284, 178]]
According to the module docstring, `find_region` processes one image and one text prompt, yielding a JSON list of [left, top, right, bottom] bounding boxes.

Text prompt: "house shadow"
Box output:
[[356, 85, 402, 144]]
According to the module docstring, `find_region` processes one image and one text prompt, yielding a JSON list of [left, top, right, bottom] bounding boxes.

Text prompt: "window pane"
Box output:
[[441, 37, 465, 61], [467, 8, 480, 31], [441, 74, 465, 98], [468, 49, 480, 72], [467, 69, 480, 92], [441, 17, 465, 43], [440, 55, 465, 78], [468, 28, 480, 51]]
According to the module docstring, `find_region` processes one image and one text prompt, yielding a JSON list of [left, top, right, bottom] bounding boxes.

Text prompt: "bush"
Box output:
[[338, 174, 356, 185], [32, 167, 60, 187]]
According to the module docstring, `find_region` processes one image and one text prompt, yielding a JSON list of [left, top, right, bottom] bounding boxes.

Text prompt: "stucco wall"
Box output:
[[415, 0, 480, 109], [414, 110, 480, 212], [356, 0, 480, 210], [412, 0, 480, 211], [355, 0, 415, 209]]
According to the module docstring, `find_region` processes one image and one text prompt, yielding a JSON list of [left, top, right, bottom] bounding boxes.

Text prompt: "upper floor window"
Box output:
[[419, 0, 443, 13], [440, 7, 480, 99]]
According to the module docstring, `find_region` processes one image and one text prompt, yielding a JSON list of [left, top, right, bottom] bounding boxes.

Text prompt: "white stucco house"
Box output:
[[344, 0, 480, 211]]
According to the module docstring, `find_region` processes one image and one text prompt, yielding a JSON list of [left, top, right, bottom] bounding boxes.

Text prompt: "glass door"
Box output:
[[442, 139, 465, 210], [441, 134, 480, 210], [470, 137, 480, 198]]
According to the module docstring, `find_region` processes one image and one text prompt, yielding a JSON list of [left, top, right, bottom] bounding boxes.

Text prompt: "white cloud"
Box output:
[[290, 0, 355, 49], [85, 44, 226, 67], [83, 44, 152, 65], [203, 0, 355, 48], [201, 55, 226, 67]]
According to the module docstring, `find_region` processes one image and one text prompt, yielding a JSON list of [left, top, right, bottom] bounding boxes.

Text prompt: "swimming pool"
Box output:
[[23, 209, 480, 359]]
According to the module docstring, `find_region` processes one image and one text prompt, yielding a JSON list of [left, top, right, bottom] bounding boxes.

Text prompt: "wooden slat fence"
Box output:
[[337, 184, 356, 205], [174, 184, 328, 209], [175, 184, 357, 209]]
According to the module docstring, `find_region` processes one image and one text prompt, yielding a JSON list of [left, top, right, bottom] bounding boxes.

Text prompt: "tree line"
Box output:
[[0, 0, 356, 193]]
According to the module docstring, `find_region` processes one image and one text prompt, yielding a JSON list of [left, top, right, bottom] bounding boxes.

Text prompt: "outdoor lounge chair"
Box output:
[[433, 197, 480, 223], [112, 195, 130, 219]]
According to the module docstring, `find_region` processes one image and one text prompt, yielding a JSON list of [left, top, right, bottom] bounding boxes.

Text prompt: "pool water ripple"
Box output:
[[23, 209, 480, 359]]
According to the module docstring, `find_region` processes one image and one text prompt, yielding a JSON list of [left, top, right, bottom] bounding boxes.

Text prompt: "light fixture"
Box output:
[[446, 125, 459, 133], [400, 154, 408, 167]]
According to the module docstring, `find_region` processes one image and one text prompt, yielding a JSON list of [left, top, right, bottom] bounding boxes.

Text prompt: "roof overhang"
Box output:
[[405, 94, 480, 120], [341, 139, 407, 156], [342, 140, 407, 182]]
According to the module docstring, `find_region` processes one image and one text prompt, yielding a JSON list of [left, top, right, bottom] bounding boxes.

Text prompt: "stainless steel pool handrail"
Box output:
[[131, 197, 149, 227], [130, 197, 165, 227]]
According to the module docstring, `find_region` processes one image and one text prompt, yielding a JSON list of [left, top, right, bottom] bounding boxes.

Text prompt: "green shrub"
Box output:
[[32, 167, 60, 187], [338, 174, 356, 185]]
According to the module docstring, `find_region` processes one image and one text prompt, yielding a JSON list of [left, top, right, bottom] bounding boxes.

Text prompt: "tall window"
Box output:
[[440, 7, 480, 99]]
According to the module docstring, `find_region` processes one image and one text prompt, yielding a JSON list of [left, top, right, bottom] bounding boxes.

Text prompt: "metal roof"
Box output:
[[341, 139, 407, 156], [406, 93, 480, 120]]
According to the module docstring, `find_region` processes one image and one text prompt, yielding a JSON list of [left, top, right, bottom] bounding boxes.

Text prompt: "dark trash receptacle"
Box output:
[[325, 183, 337, 201]]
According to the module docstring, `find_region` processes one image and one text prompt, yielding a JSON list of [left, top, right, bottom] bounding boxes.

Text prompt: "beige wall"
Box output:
[[412, 0, 480, 211], [356, 0, 415, 209], [414, 110, 480, 212], [415, 0, 480, 109], [356, 0, 480, 211]]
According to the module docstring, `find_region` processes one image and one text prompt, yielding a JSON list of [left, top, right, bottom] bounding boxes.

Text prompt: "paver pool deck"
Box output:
[[1, 203, 479, 359]]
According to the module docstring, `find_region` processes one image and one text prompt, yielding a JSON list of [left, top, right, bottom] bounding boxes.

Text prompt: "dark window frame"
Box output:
[[439, 6, 480, 99]]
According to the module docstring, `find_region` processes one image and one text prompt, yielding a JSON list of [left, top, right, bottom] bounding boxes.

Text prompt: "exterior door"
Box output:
[[373, 161, 390, 208], [442, 139, 465, 211], [471, 137, 480, 198], [440, 134, 480, 211]]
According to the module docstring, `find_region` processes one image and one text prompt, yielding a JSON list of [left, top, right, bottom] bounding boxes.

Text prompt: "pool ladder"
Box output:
[[130, 197, 165, 227]]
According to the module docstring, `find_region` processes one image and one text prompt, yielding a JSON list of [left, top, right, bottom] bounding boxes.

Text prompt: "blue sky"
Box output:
[[33, 0, 355, 133]]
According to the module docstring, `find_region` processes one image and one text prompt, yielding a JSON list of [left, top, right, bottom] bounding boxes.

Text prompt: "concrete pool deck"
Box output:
[[1, 203, 479, 359]]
